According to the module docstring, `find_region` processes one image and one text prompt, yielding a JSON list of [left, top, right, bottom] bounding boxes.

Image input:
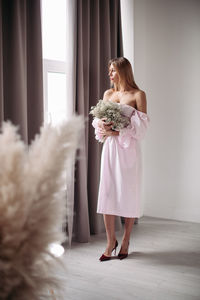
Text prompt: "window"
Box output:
[[41, 0, 67, 125]]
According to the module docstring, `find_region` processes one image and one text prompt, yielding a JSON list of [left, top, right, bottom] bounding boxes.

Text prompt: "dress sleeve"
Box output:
[[91, 118, 104, 143], [118, 109, 150, 148]]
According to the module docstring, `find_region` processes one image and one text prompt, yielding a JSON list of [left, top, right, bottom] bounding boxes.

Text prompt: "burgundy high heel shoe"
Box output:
[[118, 242, 129, 260], [99, 240, 118, 261]]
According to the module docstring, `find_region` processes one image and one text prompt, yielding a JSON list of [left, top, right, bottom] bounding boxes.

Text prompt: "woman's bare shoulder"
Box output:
[[128, 88, 145, 97], [103, 88, 114, 101], [135, 89, 146, 101], [136, 89, 146, 96], [124, 89, 143, 99]]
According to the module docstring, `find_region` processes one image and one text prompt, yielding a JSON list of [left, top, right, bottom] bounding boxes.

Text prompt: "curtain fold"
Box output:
[[0, 0, 43, 144], [72, 0, 123, 243]]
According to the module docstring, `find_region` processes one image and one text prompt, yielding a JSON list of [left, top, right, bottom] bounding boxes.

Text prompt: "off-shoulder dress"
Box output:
[[92, 103, 150, 218]]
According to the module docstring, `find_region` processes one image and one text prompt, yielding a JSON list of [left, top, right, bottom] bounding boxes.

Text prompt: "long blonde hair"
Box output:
[[108, 57, 139, 91]]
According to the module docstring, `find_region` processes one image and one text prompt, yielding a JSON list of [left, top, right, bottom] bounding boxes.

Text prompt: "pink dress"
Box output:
[[92, 103, 150, 218]]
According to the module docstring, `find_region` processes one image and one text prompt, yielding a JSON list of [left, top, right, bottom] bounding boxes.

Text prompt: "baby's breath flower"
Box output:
[[90, 100, 130, 131]]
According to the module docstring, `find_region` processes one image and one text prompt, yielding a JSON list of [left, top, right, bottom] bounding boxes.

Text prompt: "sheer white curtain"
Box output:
[[41, 0, 77, 245], [65, 0, 77, 246]]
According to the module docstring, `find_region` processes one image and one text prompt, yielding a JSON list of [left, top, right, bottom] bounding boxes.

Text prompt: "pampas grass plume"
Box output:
[[0, 116, 83, 299]]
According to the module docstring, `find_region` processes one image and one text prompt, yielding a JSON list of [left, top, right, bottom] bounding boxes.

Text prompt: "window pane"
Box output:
[[42, 0, 66, 61], [47, 72, 67, 125]]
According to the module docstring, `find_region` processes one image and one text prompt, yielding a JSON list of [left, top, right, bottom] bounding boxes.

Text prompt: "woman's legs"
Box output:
[[119, 217, 135, 253], [103, 214, 117, 256]]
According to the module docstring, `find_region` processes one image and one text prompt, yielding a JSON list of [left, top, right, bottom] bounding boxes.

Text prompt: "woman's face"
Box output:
[[108, 64, 119, 84]]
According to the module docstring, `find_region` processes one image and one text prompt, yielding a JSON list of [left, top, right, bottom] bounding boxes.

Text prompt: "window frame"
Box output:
[[43, 59, 67, 124]]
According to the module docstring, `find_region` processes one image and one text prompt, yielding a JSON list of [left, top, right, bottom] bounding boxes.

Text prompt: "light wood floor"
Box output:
[[60, 216, 200, 300]]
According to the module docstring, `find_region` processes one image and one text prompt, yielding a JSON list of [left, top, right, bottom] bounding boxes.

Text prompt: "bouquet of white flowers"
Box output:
[[90, 99, 130, 131]]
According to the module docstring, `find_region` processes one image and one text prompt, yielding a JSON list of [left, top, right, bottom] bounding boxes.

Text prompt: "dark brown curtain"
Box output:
[[0, 0, 43, 144], [73, 0, 123, 242]]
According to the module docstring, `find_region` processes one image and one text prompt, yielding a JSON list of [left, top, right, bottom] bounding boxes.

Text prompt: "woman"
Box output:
[[92, 57, 150, 261]]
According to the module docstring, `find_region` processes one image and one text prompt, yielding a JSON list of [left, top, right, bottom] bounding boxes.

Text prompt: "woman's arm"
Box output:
[[118, 91, 149, 147], [135, 90, 147, 114], [91, 89, 114, 141], [98, 89, 114, 131]]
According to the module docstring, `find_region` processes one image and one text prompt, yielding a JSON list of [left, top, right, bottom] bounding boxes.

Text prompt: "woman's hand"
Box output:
[[99, 118, 113, 131], [98, 128, 119, 137], [98, 118, 119, 138]]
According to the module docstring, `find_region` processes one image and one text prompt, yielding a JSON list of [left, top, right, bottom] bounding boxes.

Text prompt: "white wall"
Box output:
[[122, 0, 200, 223]]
